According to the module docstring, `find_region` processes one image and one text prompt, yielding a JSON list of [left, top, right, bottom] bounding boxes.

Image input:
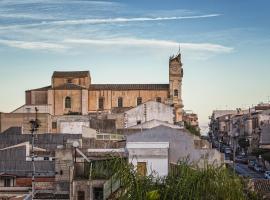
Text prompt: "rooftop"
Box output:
[[27, 83, 170, 92], [89, 84, 169, 90], [52, 71, 90, 78]]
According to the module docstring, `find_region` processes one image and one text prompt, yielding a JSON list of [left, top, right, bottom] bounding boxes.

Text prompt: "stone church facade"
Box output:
[[27, 53, 183, 119], [0, 53, 184, 133]]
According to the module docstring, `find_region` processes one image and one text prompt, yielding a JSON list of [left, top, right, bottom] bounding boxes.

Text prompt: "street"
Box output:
[[233, 163, 265, 179]]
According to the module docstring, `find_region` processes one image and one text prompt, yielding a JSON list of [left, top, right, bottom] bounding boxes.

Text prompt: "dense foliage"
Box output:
[[250, 148, 270, 162], [261, 152, 270, 162], [238, 138, 250, 149], [105, 158, 260, 200], [184, 122, 200, 136]]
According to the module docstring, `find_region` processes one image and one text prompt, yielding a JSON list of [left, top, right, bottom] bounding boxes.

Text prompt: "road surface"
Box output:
[[234, 163, 264, 179]]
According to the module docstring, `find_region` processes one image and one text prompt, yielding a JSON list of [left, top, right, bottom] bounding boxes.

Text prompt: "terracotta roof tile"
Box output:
[[89, 84, 169, 90], [27, 83, 169, 92], [26, 86, 51, 92], [254, 179, 270, 194], [52, 71, 90, 78]]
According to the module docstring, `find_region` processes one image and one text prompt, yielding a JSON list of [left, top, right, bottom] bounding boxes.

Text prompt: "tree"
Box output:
[[184, 122, 200, 136], [238, 138, 249, 148], [105, 157, 260, 200]]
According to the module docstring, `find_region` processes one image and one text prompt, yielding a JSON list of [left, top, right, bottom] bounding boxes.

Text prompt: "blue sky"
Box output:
[[0, 0, 269, 133]]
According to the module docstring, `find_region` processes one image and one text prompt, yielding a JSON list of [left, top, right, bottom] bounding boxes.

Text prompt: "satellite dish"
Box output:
[[72, 141, 79, 148]]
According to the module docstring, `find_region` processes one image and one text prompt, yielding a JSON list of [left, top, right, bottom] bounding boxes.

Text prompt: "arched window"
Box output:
[[118, 97, 123, 108], [98, 97, 104, 110], [137, 97, 142, 106], [156, 97, 161, 103], [65, 96, 71, 108], [174, 89, 178, 97]]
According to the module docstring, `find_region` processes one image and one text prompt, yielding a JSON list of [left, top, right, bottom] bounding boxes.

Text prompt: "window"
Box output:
[[98, 97, 104, 110], [118, 97, 123, 108], [137, 97, 142, 106], [93, 187, 103, 200], [137, 162, 147, 176], [52, 122, 57, 129], [77, 191, 85, 200], [156, 97, 161, 103], [137, 120, 141, 125], [174, 89, 178, 97], [4, 178, 11, 187], [67, 79, 72, 83], [65, 96, 71, 108]]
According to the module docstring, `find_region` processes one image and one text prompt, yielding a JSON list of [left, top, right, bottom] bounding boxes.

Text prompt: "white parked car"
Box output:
[[264, 171, 270, 179], [224, 147, 231, 154], [254, 164, 264, 172]]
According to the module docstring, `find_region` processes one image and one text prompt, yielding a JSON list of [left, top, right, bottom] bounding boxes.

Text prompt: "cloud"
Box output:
[[0, 38, 233, 55], [0, 0, 116, 5], [64, 38, 233, 53], [0, 13, 55, 20], [0, 39, 67, 51], [0, 14, 220, 30], [43, 14, 221, 25]]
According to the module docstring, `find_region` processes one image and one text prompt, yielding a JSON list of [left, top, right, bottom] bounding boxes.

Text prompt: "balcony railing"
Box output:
[[74, 160, 116, 180]]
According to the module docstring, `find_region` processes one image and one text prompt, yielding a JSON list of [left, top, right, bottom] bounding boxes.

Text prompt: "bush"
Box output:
[[262, 152, 270, 162], [184, 122, 200, 136], [106, 157, 260, 200], [251, 148, 270, 157]]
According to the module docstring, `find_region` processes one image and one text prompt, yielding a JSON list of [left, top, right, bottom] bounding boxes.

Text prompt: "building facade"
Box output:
[[22, 53, 184, 119], [209, 105, 270, 153]]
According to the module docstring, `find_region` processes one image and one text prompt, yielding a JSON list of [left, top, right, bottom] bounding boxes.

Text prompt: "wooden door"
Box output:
[[137, 162, 147, 176]]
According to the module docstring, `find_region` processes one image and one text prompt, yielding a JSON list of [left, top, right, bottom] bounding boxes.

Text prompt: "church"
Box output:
[[0, 53, 184, 133]]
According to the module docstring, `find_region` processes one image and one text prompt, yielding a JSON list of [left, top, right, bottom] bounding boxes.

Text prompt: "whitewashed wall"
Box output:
[[127, 142, 169, 177], [125, 101, 174, 128], [60, 121, 89, 134], [129, 157, 168, 177]]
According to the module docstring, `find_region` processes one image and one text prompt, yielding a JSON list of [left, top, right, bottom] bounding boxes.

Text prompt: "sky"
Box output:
[[0, 0, 270, 133]]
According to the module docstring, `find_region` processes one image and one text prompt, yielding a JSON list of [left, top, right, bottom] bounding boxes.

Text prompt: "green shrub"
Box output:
[[105, 157, 260, 200]]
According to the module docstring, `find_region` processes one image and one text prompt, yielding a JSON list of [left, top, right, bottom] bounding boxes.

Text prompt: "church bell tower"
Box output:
[[169, 52, 184, 122]]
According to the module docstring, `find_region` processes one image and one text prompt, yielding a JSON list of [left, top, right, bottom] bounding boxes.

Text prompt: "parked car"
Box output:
[[264, 171, 270, 179], [248, 161, 256, 170], [254, 164, 264, 173], [235, 155, 248, 164], [240, 151, 246, 156], [224, 147, 232, 154]]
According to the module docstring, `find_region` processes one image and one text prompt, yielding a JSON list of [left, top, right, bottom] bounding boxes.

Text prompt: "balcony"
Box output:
[[74, 159, 118, 180]]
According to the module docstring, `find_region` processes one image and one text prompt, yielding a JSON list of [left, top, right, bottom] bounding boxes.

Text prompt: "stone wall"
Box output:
[[47, 89, 84, 115], [52, 77, 90, 88], [0, 112, 52, 133], [55, 148, 73, 193], [88, 90, 168, 112]]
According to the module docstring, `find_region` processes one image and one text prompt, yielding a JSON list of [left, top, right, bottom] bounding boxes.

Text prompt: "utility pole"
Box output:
[[29, 107, 40, 198], [233, 135, 238, 174], [233, 136, 236, 174]]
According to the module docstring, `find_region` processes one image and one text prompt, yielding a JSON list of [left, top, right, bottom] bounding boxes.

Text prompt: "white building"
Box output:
[[126, 126, 224, 172], [126, 142, 169, 177], [123, 101, 174, 128]]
